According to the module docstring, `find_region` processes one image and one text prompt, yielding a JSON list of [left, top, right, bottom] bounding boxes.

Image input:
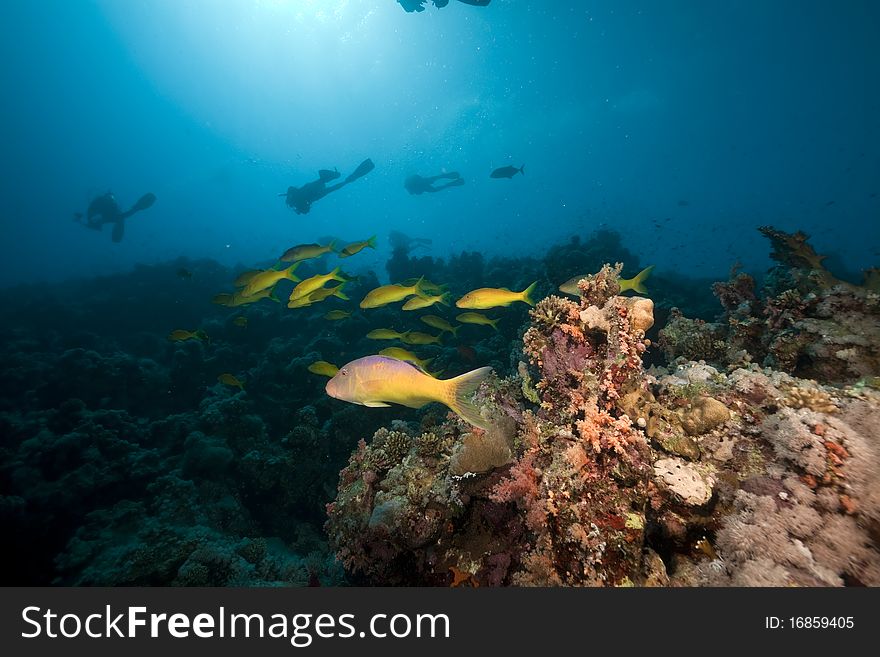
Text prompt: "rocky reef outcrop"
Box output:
[[326, 263, 880, 586]]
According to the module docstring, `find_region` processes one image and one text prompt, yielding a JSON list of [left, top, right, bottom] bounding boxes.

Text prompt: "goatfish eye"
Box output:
[[341, 369, 349, 376]]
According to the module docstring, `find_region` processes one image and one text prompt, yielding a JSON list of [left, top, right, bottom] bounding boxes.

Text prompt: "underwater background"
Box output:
[[1, 1, 878, 586]]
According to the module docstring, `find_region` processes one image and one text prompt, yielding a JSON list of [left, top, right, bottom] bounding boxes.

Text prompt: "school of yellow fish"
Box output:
[[167, 235, 653, 427]]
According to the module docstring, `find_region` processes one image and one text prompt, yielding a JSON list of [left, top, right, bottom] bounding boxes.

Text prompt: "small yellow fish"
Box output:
[[280, 241, 336, 263], [288, 282, 350, 309], [378, 347, 434, 370], [218, 373, 245, 390], [289, 267, 349, 302], [325, 356, 493, 430], [420, 315, 458, 336], [214, 288, 279, 307], [339, 235, 377, 258], [324, 309, 352, 320], [232, 316, 248, 328], [456, 312, 499, 331], [456, 282, 537, 309], [402, 278, 445, 295], [402, 293, 448, 311], [241, 263, 302, 297], [366, 328, 410, 341], [360, 278, 425, 309], [559, 265, 654, 296], [168, 329, 207, 342], [234, 269, 262, 288], [401, 331, 442, 345], [307, 282, 349, 303], [308, 360, 340, 377]]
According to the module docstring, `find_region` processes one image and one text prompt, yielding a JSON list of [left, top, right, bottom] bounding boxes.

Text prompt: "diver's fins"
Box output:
[[122, 192, 157, 218], [111, 221, 125, 243], [344, 158, 375, 184]]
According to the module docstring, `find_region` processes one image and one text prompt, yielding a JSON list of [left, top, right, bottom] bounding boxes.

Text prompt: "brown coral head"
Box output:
[[625, 296, 654, 334], [576, 263, 623, 306], [784, 386, 838, 414]]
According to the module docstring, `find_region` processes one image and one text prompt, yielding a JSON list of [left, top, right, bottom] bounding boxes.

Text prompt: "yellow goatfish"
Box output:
[[456, 312, 499, 330], [401, 331, 442, 345], [234, 270, 262, 288], [218, 373, 245, 390], [559, 265, 654, 296], [168, 329, 208, 342], [378, 347, 434, 370], [402, 293, 448, 311], [420, 315, 458, 336], [325, 356, 493, 430], [241, 263, 302, 297], [339, 236, 377, 258], [324, 309, 352, 320], [308, 361, 340, 377], [307, 282, 349, 303], [289, 282, 349, 308], [366, 328, 409, 341], [456, 282, 537, 309], [280, 241, 336, 263], [214, 288, 279, 307], [289, 267, 349, 302], [360, 278, 425, 309]]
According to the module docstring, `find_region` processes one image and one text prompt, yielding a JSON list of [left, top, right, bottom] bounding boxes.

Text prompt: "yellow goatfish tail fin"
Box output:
[[328, 240, 338, 253], [444, 366, 493, 430], [367, 235, 377, 249], [521, 281, 538, 306], [628, 265, 654, 294], [490, 318, 500, 331], [334, 286, 350, 301]]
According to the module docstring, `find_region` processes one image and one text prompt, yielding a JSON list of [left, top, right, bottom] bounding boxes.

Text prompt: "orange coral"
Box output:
[[449, 566, 478, 587]]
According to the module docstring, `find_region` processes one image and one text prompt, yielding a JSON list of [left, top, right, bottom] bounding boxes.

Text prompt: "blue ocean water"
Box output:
[[2, 0, 877, 284], [1, 1, 878, 587]]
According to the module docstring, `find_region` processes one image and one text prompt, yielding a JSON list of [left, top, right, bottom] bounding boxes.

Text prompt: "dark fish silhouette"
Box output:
[[490, 165, 524, 179]]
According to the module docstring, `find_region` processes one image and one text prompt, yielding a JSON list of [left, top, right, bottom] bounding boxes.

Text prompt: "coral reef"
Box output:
[[661, 227, 880, 383], [327, 263, 658, 585], [1, 228, 876, 588], [327, 262, 880, 587]]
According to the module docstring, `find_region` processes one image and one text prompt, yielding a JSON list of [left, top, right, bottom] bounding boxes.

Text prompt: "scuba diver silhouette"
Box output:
[[282, 158, 375, 215], [404, 171, 464, 195], [74, 192, 157, 243]]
